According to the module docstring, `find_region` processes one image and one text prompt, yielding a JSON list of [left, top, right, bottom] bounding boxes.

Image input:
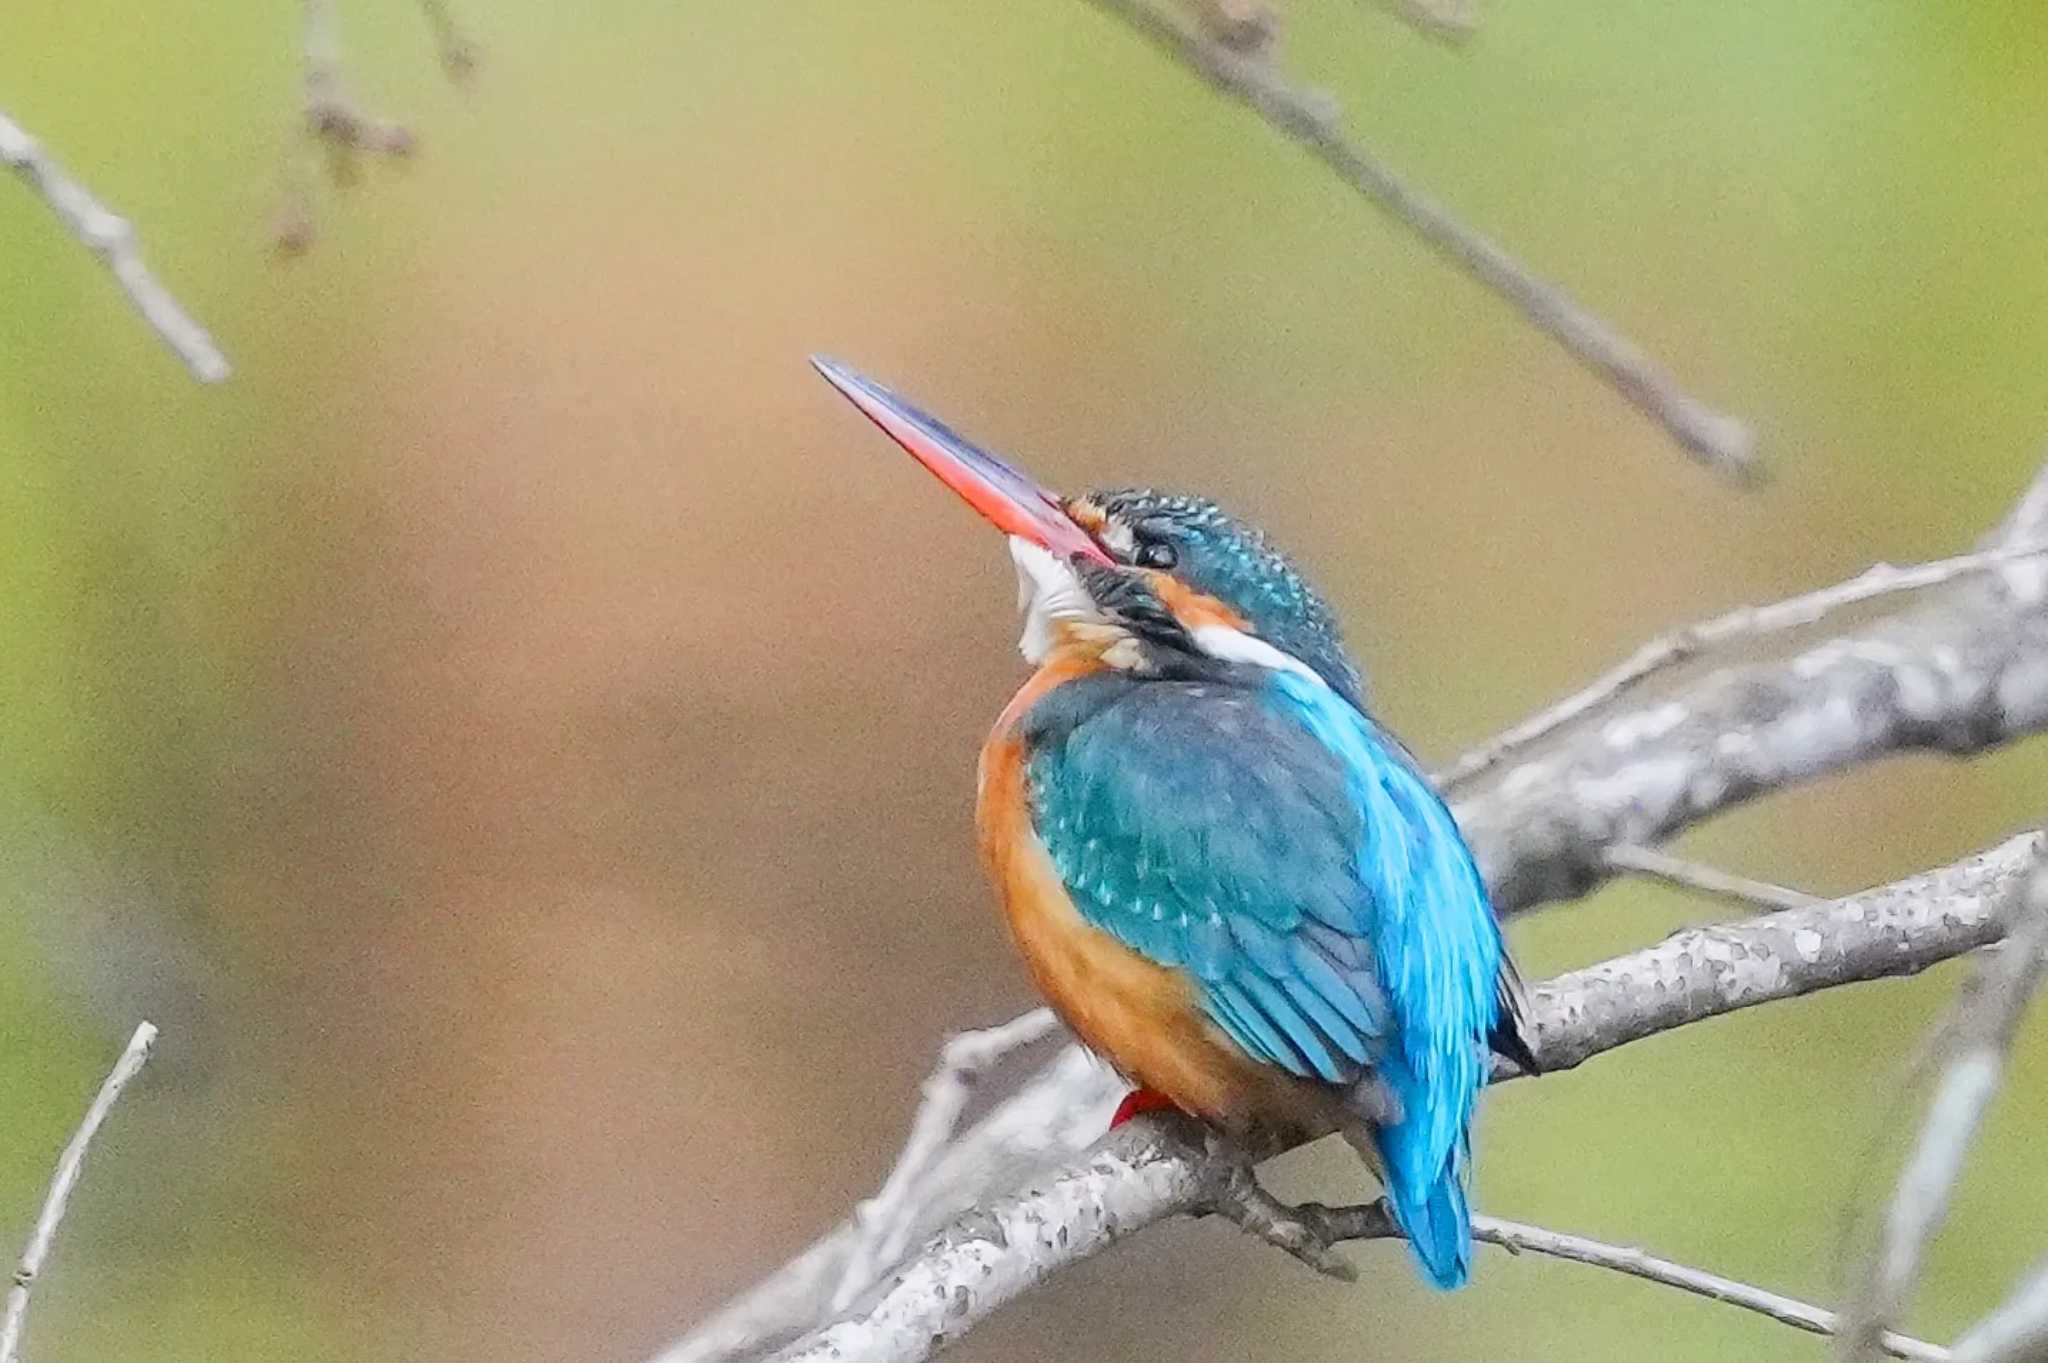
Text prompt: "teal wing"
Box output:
[[1018, 676, 1394, 1083]]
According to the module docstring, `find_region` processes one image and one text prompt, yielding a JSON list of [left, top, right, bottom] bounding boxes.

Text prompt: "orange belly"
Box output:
[[977, 668, 1332, 1144]]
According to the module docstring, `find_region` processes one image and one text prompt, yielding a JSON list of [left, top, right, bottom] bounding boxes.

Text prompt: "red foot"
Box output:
[[1109, 1087, 1180, 1129]]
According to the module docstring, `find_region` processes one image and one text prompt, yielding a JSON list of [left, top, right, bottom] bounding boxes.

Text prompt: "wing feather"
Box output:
[[1024, 682, 1389, 1085]]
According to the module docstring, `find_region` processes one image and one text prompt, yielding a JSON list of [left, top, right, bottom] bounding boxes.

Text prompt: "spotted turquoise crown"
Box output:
[[1089, 490, 1366, 710]]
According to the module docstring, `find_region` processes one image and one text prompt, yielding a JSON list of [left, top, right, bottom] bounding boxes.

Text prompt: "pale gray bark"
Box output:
[[761, 842, 2028, 1363], [0, 111, 229, 382], [1460, 577, 2048, 916], [1, 1023, 158, 1363]]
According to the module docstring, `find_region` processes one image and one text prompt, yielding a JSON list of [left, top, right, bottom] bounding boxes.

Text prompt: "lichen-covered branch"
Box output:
[[1458, 565, 2048, 916], [1455, 463, 2048, 915], [1514, 833, 2036, 1075], [1440, 540, 2048, 792], [754, 839, 2031, 1363], [0, 110, 230, 383]]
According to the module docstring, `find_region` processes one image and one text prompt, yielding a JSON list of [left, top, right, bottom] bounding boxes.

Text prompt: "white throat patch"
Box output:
[[1008, 538, 1096, 664]]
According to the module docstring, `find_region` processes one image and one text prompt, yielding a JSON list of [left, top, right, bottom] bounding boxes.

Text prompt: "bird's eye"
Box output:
[[1136, 541, 1178, 570]]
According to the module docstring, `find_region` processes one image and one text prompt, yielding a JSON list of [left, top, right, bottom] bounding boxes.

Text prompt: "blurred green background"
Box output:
[[5, 2, 2048, 1361]]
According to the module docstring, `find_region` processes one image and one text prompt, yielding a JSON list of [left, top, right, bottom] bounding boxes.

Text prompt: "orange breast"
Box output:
[[976, 665, 1331, 1143]]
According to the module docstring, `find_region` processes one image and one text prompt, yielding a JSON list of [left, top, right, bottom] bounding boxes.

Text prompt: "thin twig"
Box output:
[[0, 1022, 160, 1363], [1472, 1215, 1947, 1362], [1263, 1198, 1946, 1362], [415, 0, 480, 80], [832, 1009, 1062, 1309], [1952, 1254, 2048, 1363], [1441, 538, 2048, 792], [279, 0, 474, 252], [1605, 843, 1823, 913], [0, 110, 230, 383], [1372, 0, 1478, 44], [1838, 849, 2048, 1362], [1078, 0, 1754, 476]]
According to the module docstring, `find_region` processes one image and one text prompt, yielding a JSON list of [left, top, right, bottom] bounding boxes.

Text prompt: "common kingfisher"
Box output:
[[813, 358, 1535, 1289]]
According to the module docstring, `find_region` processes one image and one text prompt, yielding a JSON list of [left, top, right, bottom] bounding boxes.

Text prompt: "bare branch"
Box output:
[[1986, 456, 2048, 552], [1604, 843, 1823, 913], [1466, 1214, 1948, 1363], [752, 840, 2029, 1363], [1078, 0, 1754, 475], [416, 0, 481, 80], [1838, 849, 2048, 1362], [1440, 538, 2048, 793], [1371, 0, 1479, 44], [1456, 579, 2048, 917], [832, 1009, 1062, 1309], [1952, 1254, 2048, 1363], [1243, 1197, 1947, 1362], [0, 110, 230, 383], [277, 0, 475, 252], [1, 1022, 160, 1363], [654, 1044, 1120, 1363], [1511, 832, 2035, 1076], [301, 0, 417, 161]]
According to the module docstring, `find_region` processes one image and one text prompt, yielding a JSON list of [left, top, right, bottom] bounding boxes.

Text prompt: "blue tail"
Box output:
[[1377, 1130, 1471, 1289], [1372, 1051, 1476, 1289]]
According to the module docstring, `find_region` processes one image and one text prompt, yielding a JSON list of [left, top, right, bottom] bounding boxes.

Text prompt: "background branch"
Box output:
[[1603, 842, 1822, 913], [1081, 0, 1754, 475], [275, 0, 474, 252], [1283, 1201, 1946, 1362], [1, 1022, 160, 1363], [1838, 850, 2048, 1361], [1951, 1254, 2048, 1363], [0, 110, 230, 383]]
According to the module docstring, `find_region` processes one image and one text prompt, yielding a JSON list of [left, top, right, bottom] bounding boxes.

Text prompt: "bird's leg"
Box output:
[[1108, 1087, 1179, 1128], [1195, 1132, 1398, 1282]]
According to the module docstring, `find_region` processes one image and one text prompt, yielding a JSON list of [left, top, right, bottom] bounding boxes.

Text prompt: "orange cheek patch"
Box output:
[[1063, 498, 1108, 537], [1149, 573, 1247, 632]]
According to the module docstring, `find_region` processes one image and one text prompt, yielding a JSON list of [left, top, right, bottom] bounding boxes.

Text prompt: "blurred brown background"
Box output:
[[4, 3, 2048, 1362]]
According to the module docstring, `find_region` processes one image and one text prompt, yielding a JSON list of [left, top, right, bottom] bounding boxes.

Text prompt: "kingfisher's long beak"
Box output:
[[811, 356, 1113, 565]]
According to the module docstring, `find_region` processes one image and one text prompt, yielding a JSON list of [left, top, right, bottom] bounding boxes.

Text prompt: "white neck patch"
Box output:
[[1189, 623, 1327, 688], [1009, 538, 1096, 664]]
